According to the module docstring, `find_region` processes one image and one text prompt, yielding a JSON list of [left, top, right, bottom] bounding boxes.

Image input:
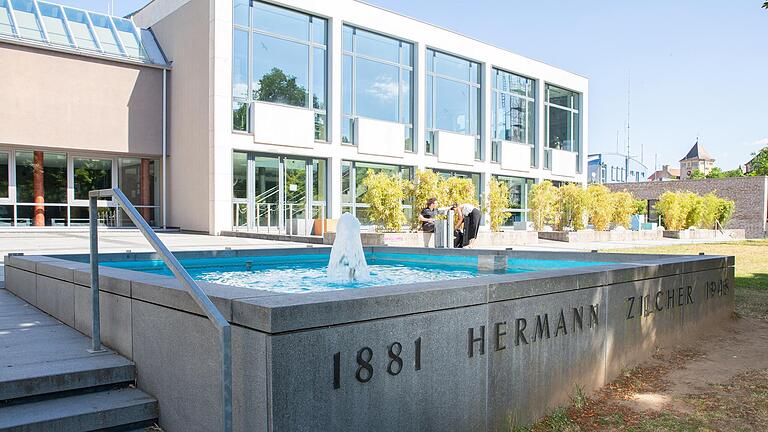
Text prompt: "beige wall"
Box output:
[[0, 43, 163, 156], [138, 0, 212, 232]]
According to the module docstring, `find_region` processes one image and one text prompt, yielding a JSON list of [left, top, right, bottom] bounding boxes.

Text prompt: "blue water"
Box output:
[[103, 253, 608, 294]]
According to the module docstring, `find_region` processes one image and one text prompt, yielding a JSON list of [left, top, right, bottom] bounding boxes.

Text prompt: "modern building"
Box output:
[[587, 152, 647, 184], [0, 0, 589, 234], [0, 0, 168, 228], [648, 164, 680, 181], [679, 139, 715, 180]]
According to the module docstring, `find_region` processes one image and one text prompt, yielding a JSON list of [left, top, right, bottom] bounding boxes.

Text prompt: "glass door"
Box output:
[[283, 158, 307, 235], [252, 156, 280, 232]]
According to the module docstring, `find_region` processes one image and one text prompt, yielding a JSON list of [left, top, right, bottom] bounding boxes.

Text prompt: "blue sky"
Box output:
[[61, 0, 768, 171]]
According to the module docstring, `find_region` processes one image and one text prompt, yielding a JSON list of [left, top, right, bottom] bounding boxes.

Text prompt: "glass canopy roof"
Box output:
[[0, 0, 167, 66]]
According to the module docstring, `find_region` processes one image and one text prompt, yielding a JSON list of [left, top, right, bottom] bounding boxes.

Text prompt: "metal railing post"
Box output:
[[88, 188, 232, 432], [88, 196, 105, 353]]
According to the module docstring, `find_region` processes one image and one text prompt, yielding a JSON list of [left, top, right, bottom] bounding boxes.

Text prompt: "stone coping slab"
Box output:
[[4, 247, 732, 335]]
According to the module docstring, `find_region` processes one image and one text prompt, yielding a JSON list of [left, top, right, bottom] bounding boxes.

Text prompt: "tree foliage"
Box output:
[[440, 177, 476, 227], [634, 199, 648, 216], [558, 183, 588, 230], [528, 180, 560, 231], [254, 68, 308, 107], [749, 147, 768, 176], [408, 169, 442, 228], [656, 191, 734, 230], [610, 191, 636, 229], [361, 171, 407, 231], [487, 178, 511, 232], [586, 184, 613, 231], [688, 169, 706, 180]]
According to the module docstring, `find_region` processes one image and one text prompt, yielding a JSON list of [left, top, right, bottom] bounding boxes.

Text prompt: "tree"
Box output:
[[764, 1, 768, 9], [254, 68, 308, 107], [586, 184, 612, 231], [528, 180, 560, 231], [610, 191, 636, 229], [705, 167, 724, 178], [408, 169, 441, 228], [487, 178, 512, 232], [558, 183, 588, 230], [688, 169, 706, 180], [748, 147, 768, 176], [361, 171, 407, 231]]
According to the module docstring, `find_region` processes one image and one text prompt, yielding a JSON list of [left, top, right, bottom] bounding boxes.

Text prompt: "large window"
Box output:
[[342, 26, 413, 151], [492, 175, 534, 225], [425, 49, 482, 159], [232, 1, 327, 140], [342, 161, 413, 225], [491, 69, 535, 165], [545, 85, 580, 153], [3, 151, 160, 227]]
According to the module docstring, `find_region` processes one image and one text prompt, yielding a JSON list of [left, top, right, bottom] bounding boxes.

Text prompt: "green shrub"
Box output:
[[656, 191, 688, 230], [528, 181, 560, 231], [699, 193, 721, 228], [487, 178, 512, 232], [558, 183, 588, 230], [634, 199, 648, 215], [716, 197, 735, 226], [409, 169, 441, 228], [361, 171, 407, 231], [610, 191, 636, 229], [586, 184, 612, 231], [440, 176, 476, 227], [682, 192, 704, 228]]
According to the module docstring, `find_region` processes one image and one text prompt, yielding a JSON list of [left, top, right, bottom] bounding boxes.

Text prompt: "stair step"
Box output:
[[0, 388, 158, 432], [0, 353, 135, 401]]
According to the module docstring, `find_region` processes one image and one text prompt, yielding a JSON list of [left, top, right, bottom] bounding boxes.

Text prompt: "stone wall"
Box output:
[[606, 177, 768, 238], [4, 249, 735, 432]]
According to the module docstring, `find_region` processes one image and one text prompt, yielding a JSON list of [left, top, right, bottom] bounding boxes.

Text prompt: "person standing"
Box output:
[[455, 203, 481, 248], [418, 197, 438, 247]]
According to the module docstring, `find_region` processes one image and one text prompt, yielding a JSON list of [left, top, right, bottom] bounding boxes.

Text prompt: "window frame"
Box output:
[[232, 1, 328, 141], [425, 48, 483, 160], [341, 24, 415, 152], [490, 67, 537, 164]]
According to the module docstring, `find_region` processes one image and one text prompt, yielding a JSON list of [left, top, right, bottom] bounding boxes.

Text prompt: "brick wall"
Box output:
[[605, 176, 768, 238]]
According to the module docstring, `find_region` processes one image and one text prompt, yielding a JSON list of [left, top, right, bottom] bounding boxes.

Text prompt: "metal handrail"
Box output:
[[88, 188, 232, 432]]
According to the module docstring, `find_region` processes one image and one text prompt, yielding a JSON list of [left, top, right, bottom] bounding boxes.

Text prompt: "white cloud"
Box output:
[[364, 75, 398, 102], [752, 137, 768, 148]]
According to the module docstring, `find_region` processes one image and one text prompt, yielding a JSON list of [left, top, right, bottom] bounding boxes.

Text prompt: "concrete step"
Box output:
[[0, 353, 136, 401], [0, 387, 158, 431]]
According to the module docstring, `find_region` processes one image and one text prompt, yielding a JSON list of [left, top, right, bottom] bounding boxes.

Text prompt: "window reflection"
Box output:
[[342, 25, 414, 150], [425, 49, 482, 159]]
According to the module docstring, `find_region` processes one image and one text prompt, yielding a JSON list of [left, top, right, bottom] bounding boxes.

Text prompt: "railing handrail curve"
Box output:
[[88, 187, 232, 432]]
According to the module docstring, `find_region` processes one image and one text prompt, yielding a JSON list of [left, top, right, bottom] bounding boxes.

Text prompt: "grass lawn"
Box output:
[[520, 239, 768, 432]]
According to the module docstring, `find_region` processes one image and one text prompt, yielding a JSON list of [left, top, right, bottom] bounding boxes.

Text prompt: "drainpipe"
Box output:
[[162, 68, 167, 229]]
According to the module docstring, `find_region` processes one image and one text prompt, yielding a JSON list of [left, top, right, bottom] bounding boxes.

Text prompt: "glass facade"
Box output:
[[232, 152, 327, 232], [232, 1, 327, 140], [341, 26, 414, 151], [425, 49, 482, 159], [491, 69, 536, 165], [0, 151, 160, 227], [545, 85, 580, 152], [492, 175, 534, 225], [341, 161, 413, 225]]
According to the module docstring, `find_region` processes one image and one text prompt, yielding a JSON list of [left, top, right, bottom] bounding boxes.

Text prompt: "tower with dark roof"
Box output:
[[679, 139, 715, 180]]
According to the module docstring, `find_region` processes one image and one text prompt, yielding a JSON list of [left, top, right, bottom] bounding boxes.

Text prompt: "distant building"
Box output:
[[648, 165, 680, 181], [587, 153, 648, 184], [679, 140, 715, 180]]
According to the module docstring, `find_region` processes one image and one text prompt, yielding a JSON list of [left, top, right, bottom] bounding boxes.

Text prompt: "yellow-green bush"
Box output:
[[440, 176, 476, 227], [487, 178, 512, 232], [361, 171, 407, 231], [656, 191, 688, 230], [409, 169, 441, 228], [634, 199, 648, 215], [558, 183, 588, 230], [610, 191, 636, 229], [528, 180, 560, 231], [700, 192, 736, 228], [586, 184, 613, 231]]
